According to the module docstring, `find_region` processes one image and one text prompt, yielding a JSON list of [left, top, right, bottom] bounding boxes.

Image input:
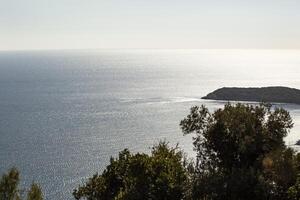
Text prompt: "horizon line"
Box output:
[[1, 47, 300, 52]]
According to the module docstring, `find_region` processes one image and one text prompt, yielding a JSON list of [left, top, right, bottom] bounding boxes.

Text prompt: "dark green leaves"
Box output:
[[0, 168, 43, 200], [180, 103, 299, 200], [73, 142, 189, 200]]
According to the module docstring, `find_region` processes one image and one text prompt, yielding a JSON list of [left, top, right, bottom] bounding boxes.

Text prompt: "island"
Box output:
[[202, 86, 300, 105]]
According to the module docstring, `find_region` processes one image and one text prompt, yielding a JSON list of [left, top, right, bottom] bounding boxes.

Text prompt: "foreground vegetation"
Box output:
[[0, 168, 43, 200], [2, 103, 300, 199], [73, 142, 190, 200]]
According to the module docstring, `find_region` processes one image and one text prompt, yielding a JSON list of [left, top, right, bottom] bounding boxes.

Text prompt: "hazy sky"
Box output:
[[1, 0, 300, 50]]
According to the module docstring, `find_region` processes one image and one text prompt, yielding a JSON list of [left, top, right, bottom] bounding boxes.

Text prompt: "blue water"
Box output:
[[1, 49, 300, 199]]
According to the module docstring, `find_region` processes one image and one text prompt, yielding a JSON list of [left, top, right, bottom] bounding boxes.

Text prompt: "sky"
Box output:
[[1, 0, 300, 50]]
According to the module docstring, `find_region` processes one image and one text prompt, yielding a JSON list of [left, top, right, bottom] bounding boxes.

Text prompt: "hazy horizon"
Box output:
[[2, 0, 300, 50], [1, 48, 300, 52]]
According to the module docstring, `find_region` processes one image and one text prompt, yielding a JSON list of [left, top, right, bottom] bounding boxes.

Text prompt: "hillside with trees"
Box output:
[[202, 87, 300, 105]]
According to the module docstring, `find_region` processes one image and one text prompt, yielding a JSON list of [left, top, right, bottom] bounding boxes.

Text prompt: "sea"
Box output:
[[1, 49, 300, 199]]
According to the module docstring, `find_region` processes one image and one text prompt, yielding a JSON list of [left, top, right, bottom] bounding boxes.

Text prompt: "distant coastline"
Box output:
[[202, 86, 300, 105]]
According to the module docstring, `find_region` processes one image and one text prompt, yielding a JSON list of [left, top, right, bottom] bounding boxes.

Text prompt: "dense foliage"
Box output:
[[0, 168, 43, 200], [180, 103, 300, 200], [73, 142, 189, 200]]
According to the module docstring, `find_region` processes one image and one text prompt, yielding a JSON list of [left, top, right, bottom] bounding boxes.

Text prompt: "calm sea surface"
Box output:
[[1, 49, 300, 199]]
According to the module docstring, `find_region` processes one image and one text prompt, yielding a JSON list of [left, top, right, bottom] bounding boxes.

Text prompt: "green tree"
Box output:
[[288, 174, 300, 200], [0, 168, 20, 200], [26, 183, 43, 200], [73, 142, 190, 200], [0, 168, 43, 200], [180, 103, 298, 200]]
